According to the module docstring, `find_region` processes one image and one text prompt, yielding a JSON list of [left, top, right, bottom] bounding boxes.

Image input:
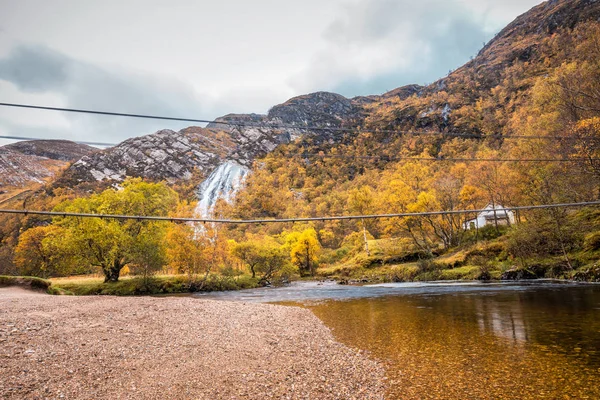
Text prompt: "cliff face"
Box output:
[[56, 91, 366, 189]]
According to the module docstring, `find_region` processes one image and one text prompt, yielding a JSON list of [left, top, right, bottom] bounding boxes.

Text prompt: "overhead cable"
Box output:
[[0, 102, 579, 141], [0, 200, 599, 225], [1, 134, 596, 163], [299, 153, 599, 163]]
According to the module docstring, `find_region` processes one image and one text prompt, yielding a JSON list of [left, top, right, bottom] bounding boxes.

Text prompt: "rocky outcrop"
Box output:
[[209, 91, 365, 144], [58, 92, 367, 189], [61, 128, 230, 184]]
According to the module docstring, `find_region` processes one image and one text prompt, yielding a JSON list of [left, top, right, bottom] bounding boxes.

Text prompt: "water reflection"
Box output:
[[476, 299, 529, 344], [198, 281, 600, 398], [303, 286, 600, 399]]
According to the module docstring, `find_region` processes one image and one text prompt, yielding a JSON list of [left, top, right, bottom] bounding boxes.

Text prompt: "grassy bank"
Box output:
[[1, 274, 260, 296], [316, 237, 600, 284], [0, 275, 53, 291], [50, 274, 260, 296]]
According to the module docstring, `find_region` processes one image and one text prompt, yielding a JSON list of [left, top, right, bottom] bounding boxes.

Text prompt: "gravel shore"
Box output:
[[0, 287, 385, 399]]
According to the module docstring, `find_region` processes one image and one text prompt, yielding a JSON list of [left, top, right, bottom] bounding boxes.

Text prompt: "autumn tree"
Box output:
[[14, 225, 75, 278], [231, 237, 293, 283], [230, 241, 263, 279], [53, 179, 178, 282], [347, 186, 375, 256], [165, 202, 210, 278], [288, 228, 321, 276]]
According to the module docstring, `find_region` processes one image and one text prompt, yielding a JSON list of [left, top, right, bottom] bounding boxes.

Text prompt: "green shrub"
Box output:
[[417, 258, 442, 273], [583, 232, 600, 252], [0, 275, 51, 290], [439, 266, 481, 280], [414, 270, 443, 281]]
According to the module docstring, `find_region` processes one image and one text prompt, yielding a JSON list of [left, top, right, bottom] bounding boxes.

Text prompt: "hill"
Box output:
[[5, 140, 95, 162], [0, 140, 95, 202]]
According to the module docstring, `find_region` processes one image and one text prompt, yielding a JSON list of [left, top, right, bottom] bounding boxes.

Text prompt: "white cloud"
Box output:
[[0, 0, 544, 144], [290, 0, 543, 95]]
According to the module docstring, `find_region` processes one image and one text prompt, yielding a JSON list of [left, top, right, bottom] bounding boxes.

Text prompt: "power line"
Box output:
[[2, 134, 596, 163], [0, 102, 578, 141], [299, 153, 599, 163], [1, 200, 599, 224]]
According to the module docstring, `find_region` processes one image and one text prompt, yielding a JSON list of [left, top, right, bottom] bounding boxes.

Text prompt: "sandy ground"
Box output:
[[0, 287, 385, 399]]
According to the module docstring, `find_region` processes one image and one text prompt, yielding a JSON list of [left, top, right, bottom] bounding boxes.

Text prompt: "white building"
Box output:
[[464, 203, 516, 230]]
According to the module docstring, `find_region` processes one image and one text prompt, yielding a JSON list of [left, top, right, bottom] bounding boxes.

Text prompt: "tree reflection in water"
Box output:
[[304, 286, 600, 399]]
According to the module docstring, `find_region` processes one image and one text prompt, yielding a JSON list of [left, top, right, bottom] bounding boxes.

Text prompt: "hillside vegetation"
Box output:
[[219, 7, 600, 281]]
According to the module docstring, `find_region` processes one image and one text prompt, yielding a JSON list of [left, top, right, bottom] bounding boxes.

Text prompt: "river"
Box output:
[[197, 281, 600, 399]]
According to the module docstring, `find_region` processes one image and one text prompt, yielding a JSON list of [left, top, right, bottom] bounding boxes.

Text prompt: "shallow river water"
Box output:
[[197, 281, 600, 399]]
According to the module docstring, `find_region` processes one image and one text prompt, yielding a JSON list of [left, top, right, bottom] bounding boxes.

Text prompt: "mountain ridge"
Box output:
[[35, 0, 600, 206]]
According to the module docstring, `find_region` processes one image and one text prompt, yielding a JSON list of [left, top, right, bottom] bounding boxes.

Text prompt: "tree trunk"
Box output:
[[362, 219, 370, 256], [103, 260, 123, 282], [491, 199, 500, 234], [551, 210, 573, 270]]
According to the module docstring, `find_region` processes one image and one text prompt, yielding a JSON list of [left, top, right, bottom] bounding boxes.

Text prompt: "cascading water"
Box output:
[[195, 161, 249, 218]]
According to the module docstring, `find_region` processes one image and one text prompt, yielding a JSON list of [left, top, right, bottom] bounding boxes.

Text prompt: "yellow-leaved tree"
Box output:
[[51, 178, 178, 282], [288, 228, 321, 276]]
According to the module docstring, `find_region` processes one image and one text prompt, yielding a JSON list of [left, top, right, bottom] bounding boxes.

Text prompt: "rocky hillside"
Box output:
[[0, 140, 95, 197], [0, 148, 65, 188], [56, 92, 366, 189], [57, 125, 281, 187], [209, 91, 365, 143], [5, 140, 95, 162]]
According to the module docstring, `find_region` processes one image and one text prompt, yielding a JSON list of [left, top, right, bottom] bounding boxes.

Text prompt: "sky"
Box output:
[[0, 0, 543, 146]]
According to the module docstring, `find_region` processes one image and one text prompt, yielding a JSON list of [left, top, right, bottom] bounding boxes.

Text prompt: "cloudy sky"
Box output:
[[0, 0, 543, 146]]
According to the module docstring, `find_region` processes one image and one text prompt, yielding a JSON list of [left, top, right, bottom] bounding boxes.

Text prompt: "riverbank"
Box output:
[[1, 274, 262, 296], [49, 274, 261, 296], [0, 287, 385, 399]]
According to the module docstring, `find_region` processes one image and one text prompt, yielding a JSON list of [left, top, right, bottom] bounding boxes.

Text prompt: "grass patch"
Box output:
[[439, 265, 482, 280], [436, 251, 468, 269], [317, 262, 421, 283], [50, 274, 260, 296]]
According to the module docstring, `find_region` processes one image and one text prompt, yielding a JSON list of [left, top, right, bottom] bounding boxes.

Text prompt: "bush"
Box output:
[[414, 270, 443, 281], [0, 275, 52, 291], [318, 247, 351, 265], [583, 231, 600, 252], [500, 267, 538, 280], [464, 225, 509, 243], [387, 264, 420, 282], [439, 265, 481, 280], [417, 258, 442, 273]]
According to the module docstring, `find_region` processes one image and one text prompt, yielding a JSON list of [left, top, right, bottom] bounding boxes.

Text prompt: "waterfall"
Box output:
[[195, 161, 249, 218]]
